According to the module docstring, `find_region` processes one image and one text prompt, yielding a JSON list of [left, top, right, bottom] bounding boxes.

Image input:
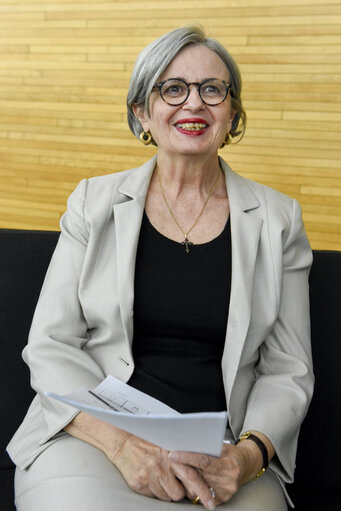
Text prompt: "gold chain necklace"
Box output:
[[157, 167, 221, 254]]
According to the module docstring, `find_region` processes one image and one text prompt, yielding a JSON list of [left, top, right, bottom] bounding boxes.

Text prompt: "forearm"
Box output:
[[65, 411, 191, 503], [64, 411, 131, 462]]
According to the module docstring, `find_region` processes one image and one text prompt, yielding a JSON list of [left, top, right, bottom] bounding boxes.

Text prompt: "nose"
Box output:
[[184, 84, 204, 109]]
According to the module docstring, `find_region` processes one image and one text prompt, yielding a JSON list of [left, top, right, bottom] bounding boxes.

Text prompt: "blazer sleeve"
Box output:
[[241, 198, 314, 483], [22, 179, 106, 444]]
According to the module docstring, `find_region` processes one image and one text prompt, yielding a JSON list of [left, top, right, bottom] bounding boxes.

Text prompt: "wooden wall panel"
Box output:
[[0, 0, 340, 249]]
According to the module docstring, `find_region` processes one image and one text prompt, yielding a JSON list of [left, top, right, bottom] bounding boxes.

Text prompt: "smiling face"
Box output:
[[134, 45, 236, 159]]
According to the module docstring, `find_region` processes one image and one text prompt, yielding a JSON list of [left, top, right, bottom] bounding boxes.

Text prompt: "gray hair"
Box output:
[[127, 25, 246, 145]]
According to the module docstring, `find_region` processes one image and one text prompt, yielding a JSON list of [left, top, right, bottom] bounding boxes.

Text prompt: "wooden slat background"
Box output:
[[0, 0, 340, 249]]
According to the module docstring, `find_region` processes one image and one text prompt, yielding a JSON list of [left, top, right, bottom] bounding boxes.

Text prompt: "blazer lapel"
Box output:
[[113, 156, 157, 347], [219, 159, 263, 399]]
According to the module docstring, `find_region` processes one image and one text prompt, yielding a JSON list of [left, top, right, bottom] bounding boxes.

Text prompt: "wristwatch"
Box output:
[[235, 431, 269, 477]]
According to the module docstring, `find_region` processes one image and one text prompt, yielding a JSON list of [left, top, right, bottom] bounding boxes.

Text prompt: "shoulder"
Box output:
[[63, 167, 138, 225], [61, 157, 156, 237], [68, 156, 156, 208], [221, 158, 295, 219], [67, 166, 138, 200], [241, 177, 311, 263], [245, 175, 296, 222], [221, 159, 309, 251], [86, 165, 141, 197], [229, 167, 293, 207]]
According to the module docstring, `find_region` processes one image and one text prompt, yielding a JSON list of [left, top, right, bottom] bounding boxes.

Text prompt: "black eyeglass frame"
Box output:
[[153, 78, 232, 106]]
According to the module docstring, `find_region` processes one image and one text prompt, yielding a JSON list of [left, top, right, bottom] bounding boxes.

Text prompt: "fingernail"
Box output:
[[168, 452, 179, 461], [207, 500, 215, 510]]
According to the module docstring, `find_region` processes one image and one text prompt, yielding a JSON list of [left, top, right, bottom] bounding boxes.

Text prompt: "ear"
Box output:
[[132, 104, 150, 132], [227, 108, 237, 132]]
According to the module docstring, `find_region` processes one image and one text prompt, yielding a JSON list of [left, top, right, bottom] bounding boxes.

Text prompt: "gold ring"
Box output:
[[191, 496, 200, 505]]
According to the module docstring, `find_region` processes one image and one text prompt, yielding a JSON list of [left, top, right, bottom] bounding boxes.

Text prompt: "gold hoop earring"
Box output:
[[220, 133, 232, 149], [140, 131, 152, 145]]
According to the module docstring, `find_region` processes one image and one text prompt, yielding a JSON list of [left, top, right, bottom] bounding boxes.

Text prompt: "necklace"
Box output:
[[157, 167, 221, 254]]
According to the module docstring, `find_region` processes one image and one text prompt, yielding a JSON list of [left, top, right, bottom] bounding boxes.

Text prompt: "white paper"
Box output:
[[47, 375, 228, 457]]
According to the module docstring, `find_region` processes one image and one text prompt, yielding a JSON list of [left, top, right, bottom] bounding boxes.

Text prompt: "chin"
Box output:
[[179, 146, 217, 157], [171, 139, 217, 156]]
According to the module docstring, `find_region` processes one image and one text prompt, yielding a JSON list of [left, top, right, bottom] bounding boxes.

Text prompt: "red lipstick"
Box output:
[[174, 117, 209, 136]]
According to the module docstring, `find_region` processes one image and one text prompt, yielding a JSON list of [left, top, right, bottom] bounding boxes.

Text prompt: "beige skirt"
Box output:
[[14, 435, 287, 511]]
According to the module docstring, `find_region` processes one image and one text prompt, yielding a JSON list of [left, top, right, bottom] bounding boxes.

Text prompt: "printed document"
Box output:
[[47, 375, 228, 456]]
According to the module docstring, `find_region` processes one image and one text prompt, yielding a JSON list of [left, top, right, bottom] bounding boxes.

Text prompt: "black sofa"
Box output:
[[1, 228, 340, 510]]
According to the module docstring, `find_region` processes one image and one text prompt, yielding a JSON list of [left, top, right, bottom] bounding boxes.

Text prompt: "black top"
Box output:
[[128, 212, 231, 413]]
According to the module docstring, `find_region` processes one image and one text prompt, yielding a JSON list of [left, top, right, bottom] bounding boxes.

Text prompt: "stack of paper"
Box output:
[[48, 375, 228, 457]]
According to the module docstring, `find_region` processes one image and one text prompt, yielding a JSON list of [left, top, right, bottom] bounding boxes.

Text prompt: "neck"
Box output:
[[154, 151, 222, 198]]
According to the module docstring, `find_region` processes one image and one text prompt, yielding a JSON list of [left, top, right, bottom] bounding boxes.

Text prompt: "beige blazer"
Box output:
[[7, 156, 313, 491]]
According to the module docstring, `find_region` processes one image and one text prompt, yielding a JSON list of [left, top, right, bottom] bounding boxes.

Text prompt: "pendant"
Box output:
[[181, 234, 193, 254]]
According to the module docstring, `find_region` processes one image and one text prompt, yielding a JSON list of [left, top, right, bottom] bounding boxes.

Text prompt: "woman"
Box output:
[[8, 26, 313, 511]]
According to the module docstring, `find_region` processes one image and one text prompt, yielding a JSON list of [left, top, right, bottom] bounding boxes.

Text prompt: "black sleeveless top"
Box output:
[[128, 212, 231, 413]]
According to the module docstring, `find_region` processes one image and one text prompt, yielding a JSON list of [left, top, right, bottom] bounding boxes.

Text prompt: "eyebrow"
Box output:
[[162, 77, 226, 82], [160, 76, 188, 82]]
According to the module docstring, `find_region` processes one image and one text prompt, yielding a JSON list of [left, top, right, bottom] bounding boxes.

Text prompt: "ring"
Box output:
[[209, 487, 216, 500], [191, 496, 200, 505]]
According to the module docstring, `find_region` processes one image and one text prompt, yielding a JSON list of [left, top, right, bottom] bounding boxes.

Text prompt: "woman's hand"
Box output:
[[66, 413, 272, 508], [169, 434, 273, 508], [66, 412, 186, 502], [111, 434, 218, 507], [65, 412, 214, 505], [109, 433, 186, 502], [169, 444, 241, 507]]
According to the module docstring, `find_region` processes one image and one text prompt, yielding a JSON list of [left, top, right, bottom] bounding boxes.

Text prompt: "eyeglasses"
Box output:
[[153, 78, 232, 106]]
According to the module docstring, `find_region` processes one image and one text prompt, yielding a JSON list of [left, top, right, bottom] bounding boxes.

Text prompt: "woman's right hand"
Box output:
[[66, 411, 214, 506], [109, 433, 186, 502], [110, 434, 218, 508], [65, 412, 186, 502]]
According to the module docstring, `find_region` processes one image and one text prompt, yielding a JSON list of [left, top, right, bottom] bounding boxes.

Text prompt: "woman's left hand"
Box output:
[[169, 441, 262, 507]]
